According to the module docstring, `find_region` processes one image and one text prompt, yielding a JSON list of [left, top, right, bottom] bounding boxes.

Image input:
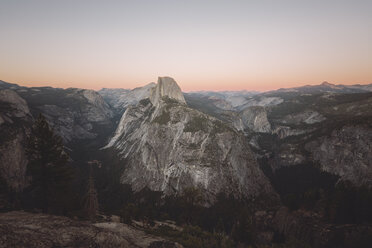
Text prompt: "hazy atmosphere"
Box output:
[[1, 0, 371, 91]]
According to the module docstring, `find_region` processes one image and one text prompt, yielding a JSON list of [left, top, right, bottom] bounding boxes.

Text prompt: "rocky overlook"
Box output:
[[0, 211, 182, 248]]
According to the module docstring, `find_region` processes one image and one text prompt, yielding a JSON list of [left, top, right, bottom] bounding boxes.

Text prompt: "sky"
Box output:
[[0, 0, 371, 91]]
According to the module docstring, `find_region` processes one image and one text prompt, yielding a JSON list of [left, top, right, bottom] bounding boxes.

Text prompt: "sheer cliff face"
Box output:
[[0, 89, 32, 191], [305, 125, 372, 187], [35, 88, 115, 142], [149, 77, 186, 106], [105, 77, 277, 204], [0, 82, 115, 143]]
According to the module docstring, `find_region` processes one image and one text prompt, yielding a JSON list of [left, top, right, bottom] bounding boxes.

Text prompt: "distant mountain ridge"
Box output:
[[272, 81, 372, 94], [97, 78, 372, 189], [97, 81, 372, 113], [1, 77, 372, 246], [1, 78, 371, 195]]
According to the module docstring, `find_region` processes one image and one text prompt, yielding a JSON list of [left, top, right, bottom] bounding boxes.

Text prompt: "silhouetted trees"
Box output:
[[181, 187, 203, 224], [324, 182, 372, 224], [82, 161, 99, 220], [26, 114, 74, 213], [0, 176, 12, 211], [270, 163, 372, 224]]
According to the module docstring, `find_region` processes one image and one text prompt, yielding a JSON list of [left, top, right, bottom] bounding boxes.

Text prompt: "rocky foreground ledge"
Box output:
[[0, 211, 182, 248]]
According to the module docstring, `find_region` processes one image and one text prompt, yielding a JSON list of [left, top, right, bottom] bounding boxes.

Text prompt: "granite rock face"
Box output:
[[105, 78, 277, 204], [305, 125, 372, 187], [0, 89, 30, 118], [149, 77, 186, 106], [0, 89, 32, 192], [186, 86, 372, 188], [0, 82, 116, 143], [99, 83, 156, 111], [184, 91, 276, 111], [240, 106, 271, 133], [37, 88, 115, 142]]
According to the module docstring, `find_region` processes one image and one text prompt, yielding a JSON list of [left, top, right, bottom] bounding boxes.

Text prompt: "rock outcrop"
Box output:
[[0, 89, 30, 118], [0, 211, 182, 248], [305, 125, 372, 187], [105, 77, 277, 204], [240, 106, 271, 133]]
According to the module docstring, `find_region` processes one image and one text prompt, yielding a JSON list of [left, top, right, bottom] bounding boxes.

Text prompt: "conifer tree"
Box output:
[[181, 187, 202, 224], [82, 161, 99, 220], [26, 114, 73, 213]]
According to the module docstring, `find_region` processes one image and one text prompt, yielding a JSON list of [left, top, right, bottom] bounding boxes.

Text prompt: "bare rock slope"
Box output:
[[306, 125, 372, 186], [0, 211, 182, 248]]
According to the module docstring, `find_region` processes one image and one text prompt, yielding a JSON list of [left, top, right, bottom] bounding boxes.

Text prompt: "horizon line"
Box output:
[[1, 78, 371, 93]]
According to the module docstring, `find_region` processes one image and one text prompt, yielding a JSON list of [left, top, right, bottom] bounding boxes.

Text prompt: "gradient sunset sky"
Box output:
[[1, 0, 371, 91]]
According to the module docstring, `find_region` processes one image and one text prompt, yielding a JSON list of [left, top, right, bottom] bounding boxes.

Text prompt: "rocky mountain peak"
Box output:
[[104, 80, 277, 204], [149, 77, 186, 106], [321, 81, 333, 86]]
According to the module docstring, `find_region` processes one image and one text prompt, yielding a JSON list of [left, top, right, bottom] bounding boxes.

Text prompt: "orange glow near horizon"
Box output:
[[2, 75, 371, 92]]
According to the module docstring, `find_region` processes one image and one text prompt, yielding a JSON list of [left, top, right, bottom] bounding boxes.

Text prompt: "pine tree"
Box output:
[[82, 161, 99, 220], [26, 114, 73, 213], [0, 176, 10, 210], [181, 187, 202, 224]]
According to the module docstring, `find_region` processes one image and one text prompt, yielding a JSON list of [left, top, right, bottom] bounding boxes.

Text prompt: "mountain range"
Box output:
[[0, 78, 371, 247]]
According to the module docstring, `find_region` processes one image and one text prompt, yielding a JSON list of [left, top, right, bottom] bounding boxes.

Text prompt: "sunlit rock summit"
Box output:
[[149, 77, 186, 106], [104, 77, 277, 204]]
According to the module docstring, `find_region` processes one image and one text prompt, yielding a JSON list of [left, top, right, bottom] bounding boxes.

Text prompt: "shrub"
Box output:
[[148, 225, 235, 248], [152, 111, 171, 125], [184, 115, 209, 132]]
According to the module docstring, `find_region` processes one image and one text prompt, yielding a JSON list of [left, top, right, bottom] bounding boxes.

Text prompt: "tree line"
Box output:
[[0, 114, 97, 219]]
